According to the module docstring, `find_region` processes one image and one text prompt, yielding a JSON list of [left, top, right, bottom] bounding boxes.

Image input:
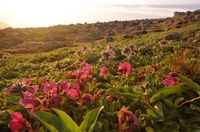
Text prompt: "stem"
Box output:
[[179, 96, 200, 107]]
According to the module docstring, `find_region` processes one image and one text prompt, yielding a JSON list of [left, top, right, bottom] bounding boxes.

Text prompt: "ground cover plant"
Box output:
[[0, 19, 200, 131]]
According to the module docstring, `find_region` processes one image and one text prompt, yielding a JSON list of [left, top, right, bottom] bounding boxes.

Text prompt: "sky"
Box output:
[[0, 0, 200, 28]]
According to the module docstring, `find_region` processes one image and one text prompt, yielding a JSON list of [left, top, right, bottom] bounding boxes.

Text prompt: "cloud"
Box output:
[[94, 3, 200, 20], [96, 3, 200, 11], [97, 4, 139, 9], [148, 4, 200, 11]]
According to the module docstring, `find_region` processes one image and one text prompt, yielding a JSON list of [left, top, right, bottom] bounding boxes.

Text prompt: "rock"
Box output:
[[173, 11, 185, 18], [181, 37, 188, 42], [195, 14, 200, 20], [164, 33, 181, 40], [104, 36, 114, 42], [192, 9, 200, 15], [186, 11, 192, 16]]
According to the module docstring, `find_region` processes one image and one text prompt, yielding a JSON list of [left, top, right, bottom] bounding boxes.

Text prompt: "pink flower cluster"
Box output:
[[117, 62, 132, 77], [75, 46, 91, 56], [162, 72, 178, 87], [3, 62, 96, 131], [3, 61, 134, 132], [99, 66, 109, 78], [99, 44, 117, 62], [99, 62, 132, 78], [121, 44, 137, 59]]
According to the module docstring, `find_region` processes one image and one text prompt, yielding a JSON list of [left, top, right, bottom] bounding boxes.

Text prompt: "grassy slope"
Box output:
[[0, 22, 200, 90]]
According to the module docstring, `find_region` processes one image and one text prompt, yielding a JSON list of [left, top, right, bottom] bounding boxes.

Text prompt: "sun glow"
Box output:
[[1, 0, 199, 28], [1, 0, 90, 27]]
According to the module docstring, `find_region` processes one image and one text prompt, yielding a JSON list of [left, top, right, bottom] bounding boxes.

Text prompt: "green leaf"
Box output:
[[169, 121, 180, 130], [94, 121, 102, 131], [180, 119, 189, 127], [171, 110, 181, 118], [107, 88, 138, 99], [80, 106, 104, 132], [31, 111, 62, 132], [164, 99, 173, 108], [53, 73, 62, 82], [154, 101, 163, 117], [110, 101, 120, 112], [6, 94, 21, 104], [52, 108, 80, 132], [179, 75, 200, 91], [174, 97, 184, 107], [146, 126, 155, 132], [150, 86, 188, 103], [146, 109, 157, 117], [145, 74, 154, 89], [102, 120, 109, 132], [189, 116, 200, 123], [70, 105, 79, 119]]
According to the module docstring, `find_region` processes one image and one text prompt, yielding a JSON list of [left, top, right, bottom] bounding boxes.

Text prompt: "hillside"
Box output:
[[0, 9, 199, 88], [0, 9, 200, 132], [0, 9, 200, 54]]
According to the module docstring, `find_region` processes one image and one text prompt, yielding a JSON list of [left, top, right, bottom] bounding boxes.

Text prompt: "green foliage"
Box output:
[[150, 86, 188, 103], [0, 21, 200, 132], [80, 106, 104, 132], [32, 107, 104, 132], [31, 111, 63, 132], [107, 88, 138, 99], [179, 75, 200, 91]]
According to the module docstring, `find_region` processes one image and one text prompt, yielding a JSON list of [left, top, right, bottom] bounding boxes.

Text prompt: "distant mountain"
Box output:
[[0, 21, 11, 29]]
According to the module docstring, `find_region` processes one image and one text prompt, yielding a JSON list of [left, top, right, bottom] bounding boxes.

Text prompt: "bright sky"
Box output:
[[0, 0, 200, 28]]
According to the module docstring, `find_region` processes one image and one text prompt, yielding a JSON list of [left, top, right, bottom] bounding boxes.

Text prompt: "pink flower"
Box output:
[[22, 78, 32, 85], [162, 72, 178, 87], [39, 76, 46, 85], [118, 107, 140, 132], [67, 83, 80, 100], [51, 92, 62, 107], [81, 93, 93, 104], [43, 80, 58, 95], [19, 92, 41, 112], [8, 112, 28, 132], [79, 61, 93, 74], [162, 76, 177, 86], [117, 62, 132, 76], [71, 70, 89, 84], [99, 66, 109, 77], [67, 89, 80, 100], [60, 81, 70, 93], [73, 83, 80, 90]]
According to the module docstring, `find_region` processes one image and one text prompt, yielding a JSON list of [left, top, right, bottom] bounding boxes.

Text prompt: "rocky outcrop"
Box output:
[[173, 9, 200, 21]]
